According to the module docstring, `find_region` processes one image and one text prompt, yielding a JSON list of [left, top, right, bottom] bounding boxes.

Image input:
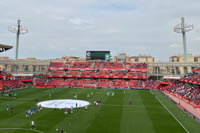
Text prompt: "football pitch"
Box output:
[[0, 88, 200, 133]]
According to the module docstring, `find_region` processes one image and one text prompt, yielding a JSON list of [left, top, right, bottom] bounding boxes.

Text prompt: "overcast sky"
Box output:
[[0, 0, 200, 61]]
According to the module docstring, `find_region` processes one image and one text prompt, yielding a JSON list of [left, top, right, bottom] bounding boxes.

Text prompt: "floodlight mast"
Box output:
[[174, 17, 193, 62], [16, 20, 20, 60], [8, 19, 28, 59]]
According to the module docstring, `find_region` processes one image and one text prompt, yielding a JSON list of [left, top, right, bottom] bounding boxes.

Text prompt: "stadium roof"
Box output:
[[0, 44, 13, 52]]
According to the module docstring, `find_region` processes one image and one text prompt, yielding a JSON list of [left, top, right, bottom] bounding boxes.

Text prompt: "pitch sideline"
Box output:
[[0, 128, 44, 133], [150, 90, 190, 133]]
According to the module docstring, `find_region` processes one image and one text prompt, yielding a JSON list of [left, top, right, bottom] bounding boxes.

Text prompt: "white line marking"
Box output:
[[102, 104, 163, 108], [0, 128, 44, 133], [150, 90, 190, 133]]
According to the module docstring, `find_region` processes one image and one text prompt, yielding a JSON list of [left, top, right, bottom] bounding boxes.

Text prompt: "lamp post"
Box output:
[[8, 19, 28, 59], [174, 17, 193, 62], [174, 17, 193, 74]]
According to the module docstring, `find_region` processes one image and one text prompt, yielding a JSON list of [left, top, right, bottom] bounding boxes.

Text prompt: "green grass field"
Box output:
[[0, 88, 200, 133]]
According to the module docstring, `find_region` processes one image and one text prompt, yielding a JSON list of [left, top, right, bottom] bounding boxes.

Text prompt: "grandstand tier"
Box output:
[[192, 67, 200, 73], [0, 71, 12, 78], [179, 72, 200, 85], [0, 71, 26, 91], [35, 78, 160, 90], [0, 79, 25, 91], [48, 61, 147, 71], [160, 81, 200, 107], [46, 61, 148, 79]]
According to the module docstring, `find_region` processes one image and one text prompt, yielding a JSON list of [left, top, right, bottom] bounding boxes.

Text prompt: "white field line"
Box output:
[[102, 104, 163, 108], [0, 128, 44, 133], [150, 90, 189, 133]]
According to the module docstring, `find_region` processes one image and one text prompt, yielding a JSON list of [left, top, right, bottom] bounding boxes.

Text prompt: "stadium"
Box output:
[[1, 49, 200, 133], [1, 1, 200, 133]]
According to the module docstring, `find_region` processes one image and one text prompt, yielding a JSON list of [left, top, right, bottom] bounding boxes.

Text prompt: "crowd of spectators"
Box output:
[[111, 71, 126, 77], [49, 61, 147, 69], [47, 61, 148, 79], [35, 78, 159, 89], [47, 70, 147, 79], [0, 80, 25, 92], [163, 81, 200, 105], [34, 78, 48, 85], [183, 73, 200, 83], [81, 71, 95, 77], [0, 71, 12, 78], [0, 71, 26, 92], [95, 70, 110, 77], [192, 67, 200, 73], [66, 70, 79, 76], [71, 61, 93, 68], [49, 62, 64, 67]]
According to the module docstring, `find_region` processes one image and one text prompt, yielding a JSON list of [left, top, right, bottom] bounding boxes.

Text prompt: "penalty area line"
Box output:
[[150, 90, 189, 133], [0, 128, 44, 133]]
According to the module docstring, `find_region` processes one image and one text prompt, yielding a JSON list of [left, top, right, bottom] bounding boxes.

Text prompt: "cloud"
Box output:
[[0, 0, 200, 61], [69, 17, 94, 25], [193, 36, 200, 41], [68, 47, 77, 51], [68, 17, 95, 30], [69, 18, 85, 25], [170, 43, 181, 48], [50, 15, 66, 21], [106, 29, 120, 33]]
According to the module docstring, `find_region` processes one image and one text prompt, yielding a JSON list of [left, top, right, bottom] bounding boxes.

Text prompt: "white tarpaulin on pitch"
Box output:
[[37, 99, 89, 109]]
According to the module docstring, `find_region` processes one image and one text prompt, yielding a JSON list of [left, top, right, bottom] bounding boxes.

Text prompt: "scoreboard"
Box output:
[[86, 51, 110, 61]]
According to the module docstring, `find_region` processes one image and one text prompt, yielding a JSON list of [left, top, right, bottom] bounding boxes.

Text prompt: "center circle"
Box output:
[[37, 99, 90, 109]]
